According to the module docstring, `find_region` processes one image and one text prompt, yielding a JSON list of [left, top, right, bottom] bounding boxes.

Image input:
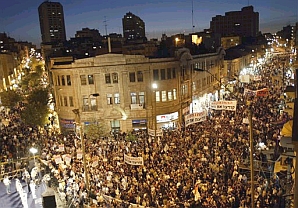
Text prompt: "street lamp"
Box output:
[[72, 108, 90, 200], [29, 147, 38, 165], [152, 83, 158, 138], [175, 37, 179, 47], [194, 67, 255, 208]]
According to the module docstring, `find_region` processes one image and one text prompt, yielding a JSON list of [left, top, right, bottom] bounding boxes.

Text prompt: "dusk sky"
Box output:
[[0, 0, 297, 46]]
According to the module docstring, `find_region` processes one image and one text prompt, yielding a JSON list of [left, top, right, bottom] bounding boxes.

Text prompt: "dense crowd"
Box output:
[[0, 55, 294, 208]]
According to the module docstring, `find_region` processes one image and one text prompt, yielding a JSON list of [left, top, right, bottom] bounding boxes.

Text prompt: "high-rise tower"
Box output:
[[210, 6, 259, 37], [122, 12, 146, 43], [38, 1, 66, 44]]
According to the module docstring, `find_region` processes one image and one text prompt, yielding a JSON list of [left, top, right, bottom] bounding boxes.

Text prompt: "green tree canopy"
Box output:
[[20, 103, 49, 127], [27, 88, 49, 106], [84, 120, 110, 140], [0, 90, 23, 108]]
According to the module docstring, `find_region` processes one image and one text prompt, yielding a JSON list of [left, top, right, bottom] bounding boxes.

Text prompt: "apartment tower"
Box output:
[[38, 1, 66, 44]]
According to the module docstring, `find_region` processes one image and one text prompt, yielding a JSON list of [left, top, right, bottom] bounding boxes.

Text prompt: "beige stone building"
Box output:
[[50, 48, 226, 133]]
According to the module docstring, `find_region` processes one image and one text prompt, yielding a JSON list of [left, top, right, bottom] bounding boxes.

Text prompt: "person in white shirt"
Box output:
[[3, 175, 11, 194]]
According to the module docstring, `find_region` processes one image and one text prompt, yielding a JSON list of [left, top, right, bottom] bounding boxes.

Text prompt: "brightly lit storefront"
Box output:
[[156, 112, 179, 129]]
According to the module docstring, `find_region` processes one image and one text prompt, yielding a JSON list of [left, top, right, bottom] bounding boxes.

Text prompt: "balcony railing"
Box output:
[[130, 103, 144, 110]]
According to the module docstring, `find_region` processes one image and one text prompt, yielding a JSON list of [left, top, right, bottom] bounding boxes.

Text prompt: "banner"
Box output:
[[210, 100, 237, 111], [63, 154, 72, 164], [244, 88, 256, 96], [92, 156, 99, 167], [77, 150, 83, 159], [58, 144, 65, 152], [239, 75, 250, 83], [124, 154, 144, 166], [256, 88, 269, 97], [185, 111, 207, 127], [54, 155, 62, 164], [148, 129, 163, 137]]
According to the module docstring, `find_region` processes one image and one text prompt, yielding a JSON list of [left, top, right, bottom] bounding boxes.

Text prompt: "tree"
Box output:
[[27, 88, 49, 106], [84, 120, 110, 140], [20, 72, 41, 90], [20, 103, 49, 127], [0, 90, 23, 108]]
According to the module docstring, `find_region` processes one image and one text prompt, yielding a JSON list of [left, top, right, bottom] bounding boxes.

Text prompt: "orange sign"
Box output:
[[256, 88, 269, 97]]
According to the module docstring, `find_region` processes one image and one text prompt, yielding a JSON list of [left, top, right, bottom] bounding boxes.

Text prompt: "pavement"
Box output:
[[0, 179, 46, 208]]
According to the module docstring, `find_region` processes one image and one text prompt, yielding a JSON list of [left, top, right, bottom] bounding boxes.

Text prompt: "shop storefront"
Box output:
[[156, 112, 179, 130], [132, 119, 147, 130]]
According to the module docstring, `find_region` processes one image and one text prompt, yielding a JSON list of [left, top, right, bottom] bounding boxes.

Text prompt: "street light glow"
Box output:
[[29, 147, 38, 154], [152, 83, 158, 89]]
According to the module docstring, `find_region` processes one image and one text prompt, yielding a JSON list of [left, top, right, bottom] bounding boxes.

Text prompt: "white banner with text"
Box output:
[[210, 100, 237, 111], [185, 111, 207, 127], [124, 154, 144, 166]]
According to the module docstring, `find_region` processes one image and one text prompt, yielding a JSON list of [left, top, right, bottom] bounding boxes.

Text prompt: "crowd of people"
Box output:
[[0, 54, 294, 208]]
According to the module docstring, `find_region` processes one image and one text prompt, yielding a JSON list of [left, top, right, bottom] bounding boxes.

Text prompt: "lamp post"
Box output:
[[73, 93, 99, 200], [29, 147, 38, 165], [194, 67, 255, 207], [72, 108, 90, 201], [152, 83, 158, 139]]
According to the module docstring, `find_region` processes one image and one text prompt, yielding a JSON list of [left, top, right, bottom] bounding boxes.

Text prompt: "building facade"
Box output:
[[122, 12, 146, 43], [38, 1, 66, 44], [50, 48, 226, 134], [210, 6, 259, 37]]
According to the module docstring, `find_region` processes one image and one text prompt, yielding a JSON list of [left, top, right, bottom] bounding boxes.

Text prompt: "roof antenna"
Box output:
[[103, 16, 108, 36], [192, 0, 195, 32]]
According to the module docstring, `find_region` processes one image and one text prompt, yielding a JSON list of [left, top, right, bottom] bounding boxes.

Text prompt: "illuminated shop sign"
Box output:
[[156, 112, 178, 123]]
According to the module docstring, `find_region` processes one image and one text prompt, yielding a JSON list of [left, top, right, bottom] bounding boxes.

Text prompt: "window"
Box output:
[[114, 93, 120, 104], [90, 97, 97, 110], [69, 96, 74, 107], [59, 95, 63, 106], [107, 94, 113, 105], [88, 75, 94, 84], [83, 96, 88, 111], [131, 92, 137, 104], [105, 74, 111, 84], [129, 72, 136, 82], [80, 75, 87, 85], [139, 92, 145, 104], [173, 89, 177, 100], [155, 91, 160, 102], [161, 69, 166, 80], [61, 75, 65, 86], [67, 75, 71, 85], [153, 69, 159, 81], [167, 68, 171, 79], [64, 96, 68, 106], [112, 73, 118, 83], [137, 71, 143, 82], [161, 91, 167, 102], [168, 91, 172, 101], [172, 68, 176, 78], [57, 75, 60, 86]]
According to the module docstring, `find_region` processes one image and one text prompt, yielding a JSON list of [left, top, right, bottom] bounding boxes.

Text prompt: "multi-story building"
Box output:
[[50, 48, 226, 134], [210, 6, 259, 38], [38, 1, 66, 44], [122, 12, 146, 43], [221, 36, 241, 49]]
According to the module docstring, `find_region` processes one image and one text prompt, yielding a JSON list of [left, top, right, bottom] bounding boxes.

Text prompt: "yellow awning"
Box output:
[[281, 120, 293, 137]]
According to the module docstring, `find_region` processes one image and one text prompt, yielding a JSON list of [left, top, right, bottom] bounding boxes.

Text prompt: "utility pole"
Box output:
[[103, 16, 108, 36], [293, 68, 298, 208], [248, 103, 255, 208]]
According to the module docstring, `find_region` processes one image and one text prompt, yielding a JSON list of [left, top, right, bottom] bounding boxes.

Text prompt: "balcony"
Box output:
[[130, 103, 144, 110]]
